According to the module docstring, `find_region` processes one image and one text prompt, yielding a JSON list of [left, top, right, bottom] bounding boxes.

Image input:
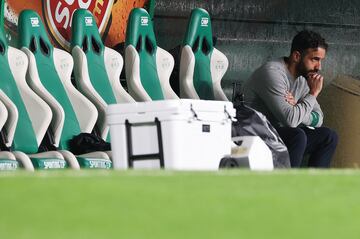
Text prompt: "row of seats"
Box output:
[[0, 7, 229, 171]]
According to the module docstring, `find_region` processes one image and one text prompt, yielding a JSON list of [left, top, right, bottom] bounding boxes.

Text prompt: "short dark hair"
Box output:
[[290, 30, 328, 54]]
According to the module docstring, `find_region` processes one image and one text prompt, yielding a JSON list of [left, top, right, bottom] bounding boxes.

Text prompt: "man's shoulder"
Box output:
[[261, 58, 286, 72], [244, 57, 288, 91], [251, 58, 287, 81]]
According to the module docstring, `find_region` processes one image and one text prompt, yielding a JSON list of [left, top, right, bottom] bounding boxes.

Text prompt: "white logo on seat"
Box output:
[[30, 17, 40, 27], [15, 56, 25, 67], [201, 17, 209, 27], [85, 17, 93, 26], [215, 60, 225, 71], [161, 58, 171, 69], [141, 16, 149, 26], [110, 58, 120, 68]]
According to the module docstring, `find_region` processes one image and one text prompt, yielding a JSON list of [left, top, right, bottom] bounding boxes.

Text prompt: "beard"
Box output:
[[296, 60, 318, 78]]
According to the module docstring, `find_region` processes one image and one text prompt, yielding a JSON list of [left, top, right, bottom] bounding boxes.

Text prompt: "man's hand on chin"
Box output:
[[307, 73, 324, 97]]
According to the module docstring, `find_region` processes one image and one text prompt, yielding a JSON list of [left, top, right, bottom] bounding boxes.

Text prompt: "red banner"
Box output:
[[4, 0, 151, 50], [44, 0, 113, 49]]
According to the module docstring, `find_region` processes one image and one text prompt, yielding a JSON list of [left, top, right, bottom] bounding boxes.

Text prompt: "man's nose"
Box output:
[[315, 61, 322, 71]]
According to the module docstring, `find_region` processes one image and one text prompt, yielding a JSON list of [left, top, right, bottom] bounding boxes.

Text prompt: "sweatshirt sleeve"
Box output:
[[256, 68, 317, 127], [301, 100, 324, 127], [299, 83, 324, 127]]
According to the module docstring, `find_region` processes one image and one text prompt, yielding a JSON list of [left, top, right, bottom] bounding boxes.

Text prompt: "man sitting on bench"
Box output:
[[243, 30, 338, 168]]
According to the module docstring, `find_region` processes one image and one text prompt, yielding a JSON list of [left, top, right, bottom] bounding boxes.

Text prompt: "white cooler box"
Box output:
[[106, 99, 235, 170]]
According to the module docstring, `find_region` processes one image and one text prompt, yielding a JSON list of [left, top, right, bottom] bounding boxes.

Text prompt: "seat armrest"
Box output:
[[28, 150, 64, 159], [58, 150, 81, 169], [0, 151, 16, 160], [12, 151, 35, 171], [77, 151, 110, 160]]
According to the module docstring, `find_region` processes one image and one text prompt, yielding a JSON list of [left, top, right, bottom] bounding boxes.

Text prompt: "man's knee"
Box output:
[[291, 127, 307, 147], [277, 127, 307, 151], [328, 129, 338, 149], [319, 127, 338, 147]]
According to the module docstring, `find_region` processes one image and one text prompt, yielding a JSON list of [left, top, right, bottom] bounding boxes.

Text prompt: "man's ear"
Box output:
[[293, 51, 301, 63]]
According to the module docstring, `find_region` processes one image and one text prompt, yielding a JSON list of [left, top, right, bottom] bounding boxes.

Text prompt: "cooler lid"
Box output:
[[106, 99, 235, 116]]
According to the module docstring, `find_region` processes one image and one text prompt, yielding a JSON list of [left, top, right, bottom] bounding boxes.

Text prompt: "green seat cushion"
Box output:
[[71, 9, 117, 105], [125, 8, 164, 100], [18, 10, 82, 151], [183, 8, 215, 100]]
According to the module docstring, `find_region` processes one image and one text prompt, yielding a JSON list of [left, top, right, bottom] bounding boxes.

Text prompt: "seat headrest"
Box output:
[[71, 9, 104, 55], [125, 8, 157, 55], [18, 10, 53, 57], [183, 8, 214, 55]]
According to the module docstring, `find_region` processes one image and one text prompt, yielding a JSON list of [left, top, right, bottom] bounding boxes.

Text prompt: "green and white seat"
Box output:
[[180, 8, 229, 101], [71, 9, 134, 140], [125, 8, 178, 101], [0, 27, 66, 170], [18, 10, 112, 169]]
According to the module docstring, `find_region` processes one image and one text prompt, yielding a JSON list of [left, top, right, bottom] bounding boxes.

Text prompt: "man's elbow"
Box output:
[[280, 109, 303, 128], [281, 116, 300, 128], [283, 121, 299, 128]]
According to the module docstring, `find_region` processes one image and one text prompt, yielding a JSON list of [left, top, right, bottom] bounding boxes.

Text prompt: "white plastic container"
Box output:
[[106, 99, 235, 170]]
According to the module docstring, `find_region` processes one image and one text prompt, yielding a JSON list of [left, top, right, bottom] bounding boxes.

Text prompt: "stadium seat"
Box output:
[[179, 8, 229, 101], [0, 27, 66, 170], [71, 9, 134, 140], [18, 10, 112, 169], [125, 8, 178, 101]]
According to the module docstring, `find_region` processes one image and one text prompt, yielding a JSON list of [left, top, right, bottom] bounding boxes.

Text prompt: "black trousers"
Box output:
[[276, 126, 338, 168]]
